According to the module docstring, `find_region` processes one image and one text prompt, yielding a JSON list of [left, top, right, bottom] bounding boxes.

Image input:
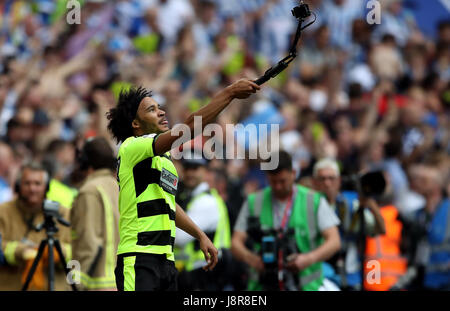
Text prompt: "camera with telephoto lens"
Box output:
[[341, 170, 386, 198], [247, 216, 299, 290], [291, 1, 311, 19]]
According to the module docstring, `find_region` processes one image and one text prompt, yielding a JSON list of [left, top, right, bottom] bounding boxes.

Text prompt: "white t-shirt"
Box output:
[[175, 182, 220, 246]]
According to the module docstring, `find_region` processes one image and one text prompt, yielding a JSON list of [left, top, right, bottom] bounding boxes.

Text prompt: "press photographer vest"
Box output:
[[184, 188, 231, 271], [247, 185, 324, 291]]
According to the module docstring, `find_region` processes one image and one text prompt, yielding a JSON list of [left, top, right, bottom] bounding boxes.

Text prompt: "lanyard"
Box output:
[[274, 195, 294, 233], [275, 195, 294, 291]]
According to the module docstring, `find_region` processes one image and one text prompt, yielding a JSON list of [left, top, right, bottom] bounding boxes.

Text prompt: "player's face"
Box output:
[[133, 97, 169, 135]]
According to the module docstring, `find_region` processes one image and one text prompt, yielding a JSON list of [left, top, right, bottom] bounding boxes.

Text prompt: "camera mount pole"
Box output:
[[254, 4, 316, 86]]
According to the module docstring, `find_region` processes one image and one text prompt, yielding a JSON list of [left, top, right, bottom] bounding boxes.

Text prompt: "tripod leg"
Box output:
[[54, 239, 78, 291], [48, 237, 55, 291], [22, 240, 47, 291]]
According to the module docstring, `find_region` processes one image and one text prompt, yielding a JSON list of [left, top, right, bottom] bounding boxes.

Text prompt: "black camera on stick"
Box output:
[[255, 1, 316, 85], [292, 1, 311, 20]]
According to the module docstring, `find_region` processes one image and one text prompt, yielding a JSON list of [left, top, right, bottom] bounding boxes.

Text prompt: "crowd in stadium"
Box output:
[[0, 0, 449, 291]]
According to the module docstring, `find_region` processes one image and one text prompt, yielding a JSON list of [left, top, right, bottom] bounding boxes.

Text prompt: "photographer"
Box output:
[[0, 162, 71, 290], [231, 151, 341, 291], [394, 165, 450, 290], [312, 158, 386, 290], [70, 137, 119, 291]]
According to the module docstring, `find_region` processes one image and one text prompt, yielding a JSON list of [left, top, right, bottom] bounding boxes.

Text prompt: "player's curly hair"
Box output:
[[106, 86, 152, 143]]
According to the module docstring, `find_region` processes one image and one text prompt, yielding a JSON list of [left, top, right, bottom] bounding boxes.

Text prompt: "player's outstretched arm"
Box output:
[[153, 79, 260, 156]]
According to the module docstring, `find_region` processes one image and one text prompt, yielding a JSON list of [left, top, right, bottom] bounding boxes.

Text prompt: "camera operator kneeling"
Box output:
[[231, 151, 341, 291]]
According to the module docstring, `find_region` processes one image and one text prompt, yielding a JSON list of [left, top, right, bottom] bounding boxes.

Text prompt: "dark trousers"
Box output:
[[115, 253, 178, 291]]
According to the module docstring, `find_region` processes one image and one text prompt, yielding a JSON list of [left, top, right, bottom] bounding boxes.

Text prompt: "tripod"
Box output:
[[22, 212, 78, 291]]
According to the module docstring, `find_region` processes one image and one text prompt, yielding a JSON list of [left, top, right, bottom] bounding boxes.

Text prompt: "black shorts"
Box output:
[[114, 253, 178, 291]]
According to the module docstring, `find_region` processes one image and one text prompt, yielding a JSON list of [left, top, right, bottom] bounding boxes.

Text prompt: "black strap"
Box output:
[[87, 246, 103, 277]]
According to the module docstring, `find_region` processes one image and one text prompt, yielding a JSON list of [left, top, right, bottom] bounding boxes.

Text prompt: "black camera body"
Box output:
[[247, 216, 299, 290], [341, 170, 386, 198], [43, 199, 62, 219], [35, 199, 70, 234], [291, 1, 311, 19]]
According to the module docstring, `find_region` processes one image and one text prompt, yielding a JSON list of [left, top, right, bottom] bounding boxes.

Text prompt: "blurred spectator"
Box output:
[[192, 0, 222, 64], [372, 0, 418, 47], [297, 25, 337, 84], [369, 34, 404, 82], [312, 158, 385, 290], [0, 142, 15, 204], [175, 150, 231, 291], [42, 139, 78, 209], [382, 128, 410, 207], [146, 0, 195, 51], [320, 0, 365, 52], [399, 165, 450, 290]]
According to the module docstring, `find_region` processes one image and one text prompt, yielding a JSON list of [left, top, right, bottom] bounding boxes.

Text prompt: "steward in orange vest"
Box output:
[[364, 205, 407, 291]]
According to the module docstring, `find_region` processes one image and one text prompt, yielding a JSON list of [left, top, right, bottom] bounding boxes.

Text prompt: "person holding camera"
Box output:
[[0, 162, 71, 290], [107, 79, 260, 291], [70, 137, 120, 291], [394, 165, 450, 291], [312, 158, 386, 290], [231, 151, 341, 291]]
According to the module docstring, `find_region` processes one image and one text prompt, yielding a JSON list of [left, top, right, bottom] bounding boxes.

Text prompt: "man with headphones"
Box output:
[[70, 136, 120, 290], [0, 162, 72, 290]]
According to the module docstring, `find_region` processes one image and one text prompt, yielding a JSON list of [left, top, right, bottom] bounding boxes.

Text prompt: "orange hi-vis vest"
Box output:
[[364, 205, 407, 291]]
